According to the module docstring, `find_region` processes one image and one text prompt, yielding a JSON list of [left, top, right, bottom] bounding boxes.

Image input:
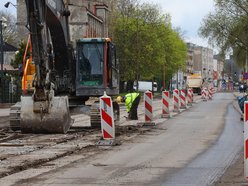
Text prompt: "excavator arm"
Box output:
[[19, 0, 73, 133], [25, 0, 54, 113]]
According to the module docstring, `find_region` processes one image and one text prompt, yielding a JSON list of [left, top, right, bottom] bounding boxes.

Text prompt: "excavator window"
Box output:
[[108, 43, 118, 88], [77, 43, 104, 86]]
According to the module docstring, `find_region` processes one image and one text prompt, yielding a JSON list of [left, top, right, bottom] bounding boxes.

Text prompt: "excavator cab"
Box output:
[[76, 38, 119, 98], [76, 38, 120, 127]]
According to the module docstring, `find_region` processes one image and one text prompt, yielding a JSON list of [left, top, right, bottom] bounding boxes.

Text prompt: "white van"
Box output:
[[133, 81, 158, 92]]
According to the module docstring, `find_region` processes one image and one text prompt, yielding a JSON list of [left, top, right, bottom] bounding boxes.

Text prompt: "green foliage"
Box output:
[[199, 0, 248, 68], [11, 40, 29, 69], [111, 1, 187, 84]]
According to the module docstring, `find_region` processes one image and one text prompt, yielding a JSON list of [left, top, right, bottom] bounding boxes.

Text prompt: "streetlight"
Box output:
[[4, 2, 17, 8]]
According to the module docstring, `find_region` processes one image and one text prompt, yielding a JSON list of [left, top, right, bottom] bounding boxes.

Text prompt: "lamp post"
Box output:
[[4, 2, 17, 8], [0, 19, 3, 74]]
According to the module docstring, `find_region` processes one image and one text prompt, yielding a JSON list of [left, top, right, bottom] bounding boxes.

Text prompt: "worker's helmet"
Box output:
[[116, 96, 122, 103]]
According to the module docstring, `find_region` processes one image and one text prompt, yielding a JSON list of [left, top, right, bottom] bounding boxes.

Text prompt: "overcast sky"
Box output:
[[140, 0, 215, 48], [1, 0, 215, 48], [0, 0, 16, 16]]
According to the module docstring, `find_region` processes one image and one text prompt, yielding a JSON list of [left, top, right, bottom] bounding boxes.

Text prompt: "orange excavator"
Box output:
[[10, 0, 119, 133]]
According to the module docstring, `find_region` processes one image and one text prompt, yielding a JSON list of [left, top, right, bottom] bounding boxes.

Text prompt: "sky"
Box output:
[[140, 0, 215, 48], [1, 0, 215, 48], [0, 0, 17, 16]]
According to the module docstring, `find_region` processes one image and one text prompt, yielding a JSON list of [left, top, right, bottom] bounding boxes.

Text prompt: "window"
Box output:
[[78, 43, 104, 86]]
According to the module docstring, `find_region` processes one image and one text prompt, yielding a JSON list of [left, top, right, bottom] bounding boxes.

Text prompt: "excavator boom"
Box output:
[[20, 0, 73, 133]]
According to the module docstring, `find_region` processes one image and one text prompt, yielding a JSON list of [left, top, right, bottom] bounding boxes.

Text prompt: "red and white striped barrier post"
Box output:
[[190, 88, 194, 103], [201, 88, 207, 101], [173, 89, 180, 112], [162, 90, 171, 118], [187, 89, 192, 106], [100, 92, 115, 140], [208, 87, 213, 100], [244, 101, 248, 179], [180, 89, 187, 109], [205, 88, 209, 100], [144, 90, 154, 124]]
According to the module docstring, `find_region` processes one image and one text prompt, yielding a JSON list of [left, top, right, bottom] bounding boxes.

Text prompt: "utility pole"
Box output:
[[0, 19, 3, 74]]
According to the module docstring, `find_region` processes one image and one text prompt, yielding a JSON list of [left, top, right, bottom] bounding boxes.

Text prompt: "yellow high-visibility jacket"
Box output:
[[124, 93, 140, 112]]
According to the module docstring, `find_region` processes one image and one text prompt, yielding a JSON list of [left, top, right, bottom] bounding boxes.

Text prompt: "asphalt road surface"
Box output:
[[5, 92, 241, 186]]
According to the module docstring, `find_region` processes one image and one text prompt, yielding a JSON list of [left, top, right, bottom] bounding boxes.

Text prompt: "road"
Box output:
[[1, 92, 241, 186]]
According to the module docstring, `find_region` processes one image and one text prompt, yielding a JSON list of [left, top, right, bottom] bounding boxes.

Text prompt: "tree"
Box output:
[[111, 1, 187, 91], [11, 40, 29, 69], [0, 11, 17, 47], [199, 0, 248, 69]]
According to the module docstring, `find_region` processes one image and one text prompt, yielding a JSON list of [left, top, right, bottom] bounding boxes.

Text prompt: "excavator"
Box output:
[[9, 0, 119, 133]]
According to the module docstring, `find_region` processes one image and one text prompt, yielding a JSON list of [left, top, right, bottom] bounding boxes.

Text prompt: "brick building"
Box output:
[[16, 0, 110, 44]]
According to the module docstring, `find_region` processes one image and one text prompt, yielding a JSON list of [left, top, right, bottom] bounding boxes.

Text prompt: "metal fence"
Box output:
[[0, 75, 22, 103]]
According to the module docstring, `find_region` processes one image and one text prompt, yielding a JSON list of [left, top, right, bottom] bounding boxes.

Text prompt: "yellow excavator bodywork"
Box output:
[[22, 58, 35, 93]]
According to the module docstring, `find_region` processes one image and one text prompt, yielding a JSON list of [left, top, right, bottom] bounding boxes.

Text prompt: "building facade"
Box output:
[[193, 46, 214, 83], [186, 43, 195, 76], [16, 0, 110, 44]]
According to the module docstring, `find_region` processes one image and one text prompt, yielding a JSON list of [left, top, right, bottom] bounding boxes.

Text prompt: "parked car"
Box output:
[[238, 95, 247, 113]]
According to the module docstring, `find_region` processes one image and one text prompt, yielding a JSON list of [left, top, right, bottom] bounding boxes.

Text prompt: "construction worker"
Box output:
[[119, 92, 141, 120]]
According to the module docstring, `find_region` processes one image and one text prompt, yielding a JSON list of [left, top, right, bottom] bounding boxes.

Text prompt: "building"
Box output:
[[186, 43, 195, 76], [171, 43, 215, 90], [2, 42, 17, 71], [193, 46, 214, 83], [16, 0, 110, 44], [224, 55, 241, 83], [213, 54, 224, 85]]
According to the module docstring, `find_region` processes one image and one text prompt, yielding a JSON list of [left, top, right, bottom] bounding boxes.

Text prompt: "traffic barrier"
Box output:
[[244, 101, 248, 179], [208, 87, 213, 100], [180, 89, 187, 109], [173, 89, 180, 112], [190, 88, 194, 103], [144, 90, 154, 124], [201, 88, 207, 101], [99, 92, 115, 140], [162, 90, 171, 118], [187, 89, 192, 106]]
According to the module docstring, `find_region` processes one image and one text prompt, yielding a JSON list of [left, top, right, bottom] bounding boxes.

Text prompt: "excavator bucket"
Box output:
[[20, 96, 72, 133]]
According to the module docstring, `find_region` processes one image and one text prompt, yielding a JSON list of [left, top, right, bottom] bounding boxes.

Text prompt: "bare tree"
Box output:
[[0, 10, 17, 47]]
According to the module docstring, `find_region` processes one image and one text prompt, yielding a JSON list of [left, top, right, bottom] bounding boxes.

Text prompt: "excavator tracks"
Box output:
[[9, 102, 21, 131], [90, 101, 120, 128]]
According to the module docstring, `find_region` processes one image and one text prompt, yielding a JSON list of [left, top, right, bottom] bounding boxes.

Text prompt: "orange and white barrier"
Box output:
[[173, 89, 180, 112], [162, 90, 171, 118], [144, 90, 153, 122], [244, 101, 248, 179], [100, 92, 115, 140], [180, 89, 187, 109]]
